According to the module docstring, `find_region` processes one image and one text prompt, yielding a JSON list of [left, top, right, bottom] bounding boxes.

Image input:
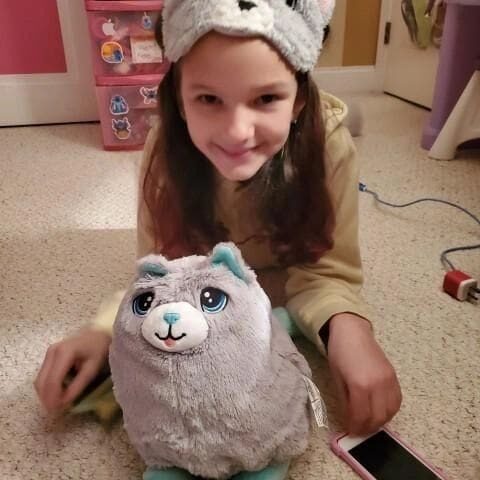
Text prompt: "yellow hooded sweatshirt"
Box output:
[[91, 91, 370, 355]]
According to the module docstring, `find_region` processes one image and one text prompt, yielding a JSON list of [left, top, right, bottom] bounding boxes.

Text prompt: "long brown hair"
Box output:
[[143, 66, 335, 265], [143, 28, 335, 264]]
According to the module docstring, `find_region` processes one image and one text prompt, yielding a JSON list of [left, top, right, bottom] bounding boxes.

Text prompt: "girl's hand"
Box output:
[[326, 313, 402, 435], [34, 328, 111, 414]]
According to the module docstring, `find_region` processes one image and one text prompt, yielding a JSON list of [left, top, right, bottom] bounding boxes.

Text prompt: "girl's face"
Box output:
[[179, 32, 305, 182]]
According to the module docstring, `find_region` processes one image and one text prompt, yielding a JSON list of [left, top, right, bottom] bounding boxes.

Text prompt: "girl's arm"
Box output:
[[285, 124, 371, 355], [286, 125, 401, 434]]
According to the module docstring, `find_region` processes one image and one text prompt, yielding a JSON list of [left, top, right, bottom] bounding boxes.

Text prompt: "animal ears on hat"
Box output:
[[161, 0, 337, 72], [316, 0, 335, 24], [286, 0, 335, 24]]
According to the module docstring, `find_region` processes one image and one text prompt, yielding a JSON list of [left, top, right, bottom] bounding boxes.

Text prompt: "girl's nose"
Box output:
[[163, 312, 180, 325], [224, 107, 254, 143]]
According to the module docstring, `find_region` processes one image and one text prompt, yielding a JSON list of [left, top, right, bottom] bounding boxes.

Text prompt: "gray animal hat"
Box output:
[[162, 0, 336, 72]]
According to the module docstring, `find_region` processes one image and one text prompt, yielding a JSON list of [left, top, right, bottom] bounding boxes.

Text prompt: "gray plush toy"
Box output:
[[109, 243, 315, 479]]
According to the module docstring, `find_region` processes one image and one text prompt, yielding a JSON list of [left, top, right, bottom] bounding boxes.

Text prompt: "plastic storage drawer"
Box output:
[[95, 76, 163, 150], [85, 1, 168, 83]]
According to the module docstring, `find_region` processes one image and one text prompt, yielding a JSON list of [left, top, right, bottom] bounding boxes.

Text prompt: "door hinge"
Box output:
[[384, 21, 392, 45]]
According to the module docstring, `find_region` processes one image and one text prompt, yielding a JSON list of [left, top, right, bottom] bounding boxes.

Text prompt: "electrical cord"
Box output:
[[358, 182, 480, 271]]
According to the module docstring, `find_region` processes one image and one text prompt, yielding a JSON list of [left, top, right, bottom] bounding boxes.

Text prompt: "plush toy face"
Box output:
[[139, 298, 209, 352], [116, 242, 271, 356]]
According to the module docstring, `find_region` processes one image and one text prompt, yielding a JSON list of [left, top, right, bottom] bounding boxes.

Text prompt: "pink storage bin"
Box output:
[[85, 1, 169, 83], [95, 75, 163, 150]]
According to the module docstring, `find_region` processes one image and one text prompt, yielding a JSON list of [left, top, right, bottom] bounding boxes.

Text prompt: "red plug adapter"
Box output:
[[443, 270, 479, 303]]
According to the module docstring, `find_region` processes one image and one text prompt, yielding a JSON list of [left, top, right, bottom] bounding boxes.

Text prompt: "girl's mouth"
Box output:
[[218, 145, 257, 158]]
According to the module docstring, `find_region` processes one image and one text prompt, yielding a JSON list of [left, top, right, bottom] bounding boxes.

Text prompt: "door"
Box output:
[[313, 0, 389, 93], [383, 0, 443, 108], [0, 0, 98, 126]]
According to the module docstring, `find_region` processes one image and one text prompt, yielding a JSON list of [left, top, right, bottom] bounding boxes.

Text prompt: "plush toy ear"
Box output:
[[137, 254, 169, 277], [210, 243, 254, 283]]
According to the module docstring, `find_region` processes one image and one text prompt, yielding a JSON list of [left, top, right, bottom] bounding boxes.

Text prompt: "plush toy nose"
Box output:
[[163, 312, 180, 325]]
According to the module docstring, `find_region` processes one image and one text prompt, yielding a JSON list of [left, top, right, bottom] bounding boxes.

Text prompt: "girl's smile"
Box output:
[[214, 144, 259, 162], [217, 145, 257, 157]]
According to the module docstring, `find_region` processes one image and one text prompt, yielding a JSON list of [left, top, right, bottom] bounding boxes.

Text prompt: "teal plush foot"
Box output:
[[143, 467, 196, 480], [272, 307, 302, 339], [231, 463, 290, 480]]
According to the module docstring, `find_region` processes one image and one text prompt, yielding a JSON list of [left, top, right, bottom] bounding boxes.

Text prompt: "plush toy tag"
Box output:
[[303, 376, 329, 429]]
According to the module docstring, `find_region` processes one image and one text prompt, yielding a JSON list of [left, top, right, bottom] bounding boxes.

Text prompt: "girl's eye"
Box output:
[[198, 95, 220, 105], [132, 292, 155, 316], [257, 94, 279, 105], [200, 287, 228, 314]]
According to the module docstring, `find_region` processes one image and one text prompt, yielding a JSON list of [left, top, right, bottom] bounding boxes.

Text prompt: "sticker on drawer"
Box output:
[[101, 41, 124, 64], [112, 117, 132, 140], [130, 36, 163, 64], [110, 95, 129, 115], [140, 86, 158, 105], [141, 12, 154, 30]]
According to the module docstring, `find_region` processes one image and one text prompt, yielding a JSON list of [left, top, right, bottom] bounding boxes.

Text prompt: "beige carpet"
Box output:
[[1, 93, 479, 479]]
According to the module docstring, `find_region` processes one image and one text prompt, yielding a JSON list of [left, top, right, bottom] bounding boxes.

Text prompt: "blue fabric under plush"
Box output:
[[143, 467, 195, 480], [231, 463, 290, 480], [272, 307, 302, 339], [144, 462, 290, 480]]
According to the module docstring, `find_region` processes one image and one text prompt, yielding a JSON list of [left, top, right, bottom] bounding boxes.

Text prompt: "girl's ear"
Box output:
[[176, 85, 186, 120], [292, 86, 307, 122], [178, 99, 186, 120]]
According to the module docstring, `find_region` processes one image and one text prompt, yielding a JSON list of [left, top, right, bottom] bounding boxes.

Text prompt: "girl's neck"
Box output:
[[215, 172, 241, 198]]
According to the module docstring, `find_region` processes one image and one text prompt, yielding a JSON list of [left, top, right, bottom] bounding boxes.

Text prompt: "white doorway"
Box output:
[[383, 0, 441, 108], [314, 0, 390, 93], [0, 0, 98, 126], [314, 0, 442, 109]]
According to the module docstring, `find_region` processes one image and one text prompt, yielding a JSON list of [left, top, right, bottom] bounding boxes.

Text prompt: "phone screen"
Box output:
[[348, 430, 442, 480]]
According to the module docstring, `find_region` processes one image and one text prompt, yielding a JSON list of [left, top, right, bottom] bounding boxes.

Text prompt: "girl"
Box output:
[[35, 0, 402, 474]]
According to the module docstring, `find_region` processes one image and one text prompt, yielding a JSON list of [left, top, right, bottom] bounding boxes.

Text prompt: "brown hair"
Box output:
[[143, 65, 335, 265], [143, 22, 335, 264]]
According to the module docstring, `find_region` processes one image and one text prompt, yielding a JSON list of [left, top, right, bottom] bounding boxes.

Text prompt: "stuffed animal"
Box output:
[[109, 243, 316, 479]]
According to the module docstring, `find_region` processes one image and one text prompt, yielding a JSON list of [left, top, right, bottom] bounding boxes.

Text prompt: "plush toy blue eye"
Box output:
[[132, 292, 155, 316], [200, 288, 228, 314]]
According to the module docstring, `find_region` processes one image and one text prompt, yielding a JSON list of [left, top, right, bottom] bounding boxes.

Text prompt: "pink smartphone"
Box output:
[[331, 428, 448, 480]]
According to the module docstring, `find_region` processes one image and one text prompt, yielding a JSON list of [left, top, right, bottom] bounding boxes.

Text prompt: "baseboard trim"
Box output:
[[312, 66, 384, 94]]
